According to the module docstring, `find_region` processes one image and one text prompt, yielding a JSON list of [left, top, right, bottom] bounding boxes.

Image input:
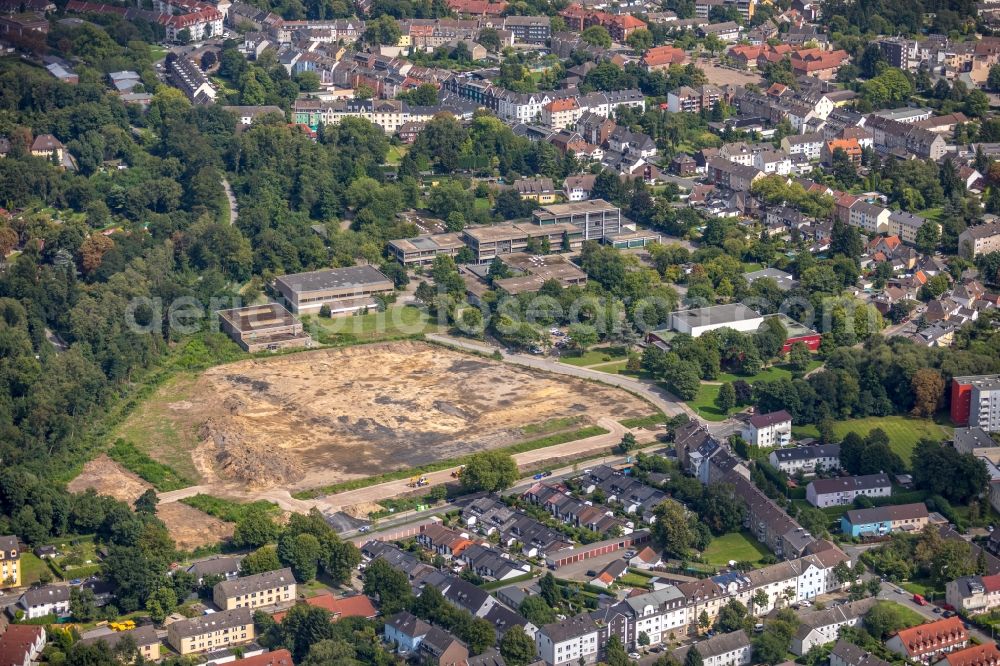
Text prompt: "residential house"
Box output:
[[418, 524, 475, 559], [959, 222, 1000, 258], [945, 574, 1000, 615], [0, 625, 46, 666], [18, 585, 70, 619], [806, 474, 892, 508], [790, 48, 850, 80], [458, 544, 530, 581], [186, 556, 243, 584], [781, 132, 825, 161], [935, 643, 1000, 666], [707, 158, 764, 191], [641, 45, 687, 71], [272, 592, 378, 623], [849, 201, 891, 234], [79, 625, 160, 662], [831, 639, 894, 666], [541, 97, 582, 130], [513, 177, 558, 204], [791, 599, 877, 656], [676, 630, 753, 666], [535, 614, 601, 666], [564, 174, 596, 201], [742, 410, 792, 447], [666, 84, 727, 113], [822, 138, 862, 166], [384, 611, 432, 654], [213, 568, 296, 611], [0, 537, 19, 588], [886, 617, 969, 663], [166, 608, 254, 655], [889, 211, 934, 245], [840, 503, 930, 538], [768, 444, 840, 475]]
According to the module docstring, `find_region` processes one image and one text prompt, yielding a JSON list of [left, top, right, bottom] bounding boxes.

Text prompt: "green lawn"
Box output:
[[875, 601, 928, 628], [385, 144, 408, 166], [686, 362, 823, 421], [20, 553, 53, 585], [149, 45, 168, 61], [303, 305, 433, 345], [474, 197, 492, 212], [702, 531, 770, 566], [918, 207, 943, 221], [559, 347, 629, 367], [742, 262, 764, 272], [792, 416, 952, 465], [900, 580, 943, 599]]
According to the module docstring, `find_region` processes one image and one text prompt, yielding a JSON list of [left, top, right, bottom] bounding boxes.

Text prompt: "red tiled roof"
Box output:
[[942, 643, 1000, 666], [272, 594, 377, 623], [982, 573, 1000, 592], [893, 617, 968, 657], [0, 625, 44, 666], [642, 45, 686, 66]]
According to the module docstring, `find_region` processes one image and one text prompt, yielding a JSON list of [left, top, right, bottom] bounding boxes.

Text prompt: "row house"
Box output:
[[886, 617, 969, 663], [457, 544, 530, 581], [677, 631, 753, 666], [291, 98, 413, 133], [525, 482, 633, 535], [781, 132, 825, 160], [791, 599, 877, 656], [580, 466, 667, 522], [806, 473, 892, 508], [417, 524, 474, 559], [866, 114, 948, 160], [707, 157, 764, 192]]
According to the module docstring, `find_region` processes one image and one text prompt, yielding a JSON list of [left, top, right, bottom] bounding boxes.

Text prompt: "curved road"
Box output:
[[222, 177, 238, 226]]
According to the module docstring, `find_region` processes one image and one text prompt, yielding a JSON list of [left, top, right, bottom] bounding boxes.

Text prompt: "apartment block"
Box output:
[[952, 375, 1000, 429], [532, 199, 622, 241], [213, 568, 297, 611], [167, 608, 254, 655]]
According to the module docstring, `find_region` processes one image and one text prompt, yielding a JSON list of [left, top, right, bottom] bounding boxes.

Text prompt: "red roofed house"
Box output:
[[936, 642, 1000, 666], [790, 48, 850, 80], [273, 593, 377, 623], [728, 44, 765, 68], [886, 617, 969, 663], [821, 137, 862, 166], [559, 4, 589, 30], [226, 649, 294, 666], [0, 625, 46, 666], [541, 97, 582, 130], [641, 45, 687, 71], [600, 13, 646, 41]]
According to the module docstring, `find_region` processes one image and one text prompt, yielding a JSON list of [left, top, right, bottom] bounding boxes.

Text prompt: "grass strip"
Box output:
[[179, 494, 280, 522], [619, 413, 666, 429], [108, 439, 191, 491]]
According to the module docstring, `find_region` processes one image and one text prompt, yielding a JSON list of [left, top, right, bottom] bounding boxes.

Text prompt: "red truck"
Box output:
[[913, 594, 928, 606]]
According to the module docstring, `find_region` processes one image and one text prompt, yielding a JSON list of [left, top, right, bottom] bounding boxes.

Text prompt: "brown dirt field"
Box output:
[[157, 503, 234, 551], [153, 341, 650, 491], [68, 455, 152, 503], [67, 457, 234, 551]]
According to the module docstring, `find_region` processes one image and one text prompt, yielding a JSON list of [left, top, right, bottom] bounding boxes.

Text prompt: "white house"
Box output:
[[743, 410, 793, 447], [535, 615, 600, 666], [681, 630, 752, 666], [19, 585, 71, 619], [806, 474, 892, 508], [791, 598, 876, 655], [769, 444, 841, 475]]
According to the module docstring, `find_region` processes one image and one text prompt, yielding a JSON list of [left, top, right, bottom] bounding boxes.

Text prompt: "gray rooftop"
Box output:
[[274, 265, 391, 294], [170, 608, 253, 638], [670, 303, 761, 329], [808, 473, 891, 495], [214, 567, 294, 599]]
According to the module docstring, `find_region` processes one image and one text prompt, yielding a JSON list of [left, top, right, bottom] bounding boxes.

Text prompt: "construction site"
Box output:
[[110, 340, 652, 495]]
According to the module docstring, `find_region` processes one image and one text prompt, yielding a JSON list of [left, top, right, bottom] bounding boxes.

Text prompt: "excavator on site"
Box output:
[[407, 475, 429, 488]]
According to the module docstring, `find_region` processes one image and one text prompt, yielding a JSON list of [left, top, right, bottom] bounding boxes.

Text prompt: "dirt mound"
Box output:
[[198, 418, 304, 489], [68, 456, 152, 503], [157, 503, 234, 551]]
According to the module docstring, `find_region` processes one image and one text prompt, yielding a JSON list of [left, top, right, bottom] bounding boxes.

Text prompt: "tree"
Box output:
[[639, 631, 651, 647], [581, 25, 612, 47], [910, 368, 945, 418], [145, 586, 177, 623], [685, 647, 704, 666], [233, 507, 280, 549], [651, 499, 694, 557], [279, 532, 322, 581], [540, 572, 559, 607], [605, 636, 631, 666], [716, 599, 749, 633], [500, 626, 537, 666], [134, 489, 158, 515], [175, 27, 191, 44], [364, 15, 401, 45], [281, 604, 336, 662], [617, 432, 637, 454], [70, 587, 99, 622], [362, 558, 412, 614], [787, 342, 811, 372], [915, 221, 940, 254], [519, 595, 556, 626], [750, 589, 769, 615], [459, 451, 518, 492], [241, 545, 283, 575], [567, 323, 599, 350], [697, 483, 747, 535], [967, 89, 991, 118], [865, 601, 912, 639], [626, 28, 653, 51], [715, 382, 736, 413]]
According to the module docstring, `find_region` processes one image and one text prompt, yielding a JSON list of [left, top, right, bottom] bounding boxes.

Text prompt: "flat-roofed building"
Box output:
[[952, 375, 1000, 429], [492, 252, 587, 296], [213, 568, 296, 611], [274, 265, 394, 314], [217, 303, 310, 352], [387, 232, 466, 266], [532, 199, 622, 241], [462, 222, 582, 263], [667, 303, 764, 337], [167, 608, 254, 655], [603, 230, 662, 249]]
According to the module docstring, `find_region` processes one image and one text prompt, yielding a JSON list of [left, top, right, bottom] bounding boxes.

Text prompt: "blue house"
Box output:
[[383, 611, 431, 654], [840, 503, 929, 538]]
